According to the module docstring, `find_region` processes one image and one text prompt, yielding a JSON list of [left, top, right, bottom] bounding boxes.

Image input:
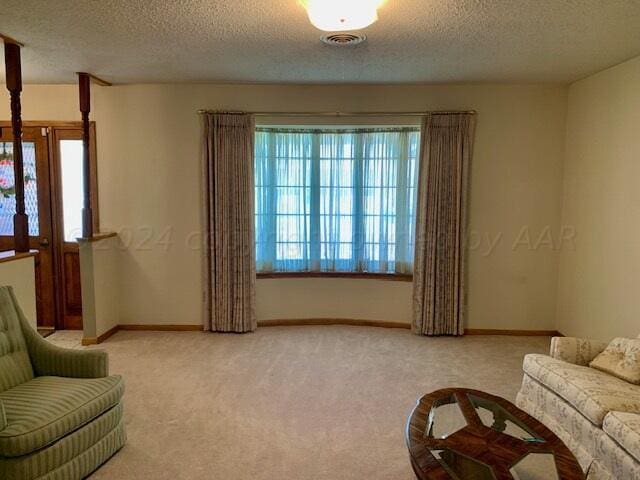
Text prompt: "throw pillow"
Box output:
[[590, 338, 640, 384]]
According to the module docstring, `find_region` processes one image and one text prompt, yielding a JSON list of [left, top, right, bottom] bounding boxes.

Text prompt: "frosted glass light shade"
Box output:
[[304, 0, 385, 32]]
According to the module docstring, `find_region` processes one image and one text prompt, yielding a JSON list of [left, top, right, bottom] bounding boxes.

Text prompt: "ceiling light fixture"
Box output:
[[302, 0, 386, 32]]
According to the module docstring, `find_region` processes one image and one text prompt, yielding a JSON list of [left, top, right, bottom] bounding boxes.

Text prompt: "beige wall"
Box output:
[[1, 83, 568, 330], [556, 56, 640, 341], [256, 278, 413, 323], [0, 256, 37, 329], [79, 236, 121, 339]]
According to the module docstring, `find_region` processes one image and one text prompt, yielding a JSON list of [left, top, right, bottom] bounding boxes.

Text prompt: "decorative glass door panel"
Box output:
[[0, 141, 39, 236]]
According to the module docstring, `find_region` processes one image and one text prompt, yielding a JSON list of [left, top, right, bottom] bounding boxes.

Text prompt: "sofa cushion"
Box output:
[[523, 354, 640, 426], [590, 338, 640, 384], [603, 411, 640, 463], [0, 375, 123, 457]]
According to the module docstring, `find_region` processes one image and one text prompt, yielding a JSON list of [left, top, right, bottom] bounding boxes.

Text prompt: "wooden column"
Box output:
[[78, 73, 93, 239], [4, 41, 29, 252]]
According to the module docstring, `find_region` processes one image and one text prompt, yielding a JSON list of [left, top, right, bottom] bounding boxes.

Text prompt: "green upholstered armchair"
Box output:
[[0, 286, 125, 480]]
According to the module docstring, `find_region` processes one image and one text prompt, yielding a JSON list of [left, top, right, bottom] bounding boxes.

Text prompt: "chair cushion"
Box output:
[[0, 402, 124, 479], [603, 411, 640, 463], [523, 354, 640, 426], [0, 287, 35, 393], [0, 375, 123, 457], [590, 338, 640, 384]]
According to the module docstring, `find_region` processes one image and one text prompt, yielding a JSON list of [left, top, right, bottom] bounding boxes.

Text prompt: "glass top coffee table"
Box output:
[[405, 388, 584, 480]]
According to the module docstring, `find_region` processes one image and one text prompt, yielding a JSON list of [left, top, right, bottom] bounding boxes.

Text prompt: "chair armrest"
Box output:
[[27, 338, 109, 378], [0, 400, 6, 431], [6, 286, 110, 378], [550, 337, 608, 366]]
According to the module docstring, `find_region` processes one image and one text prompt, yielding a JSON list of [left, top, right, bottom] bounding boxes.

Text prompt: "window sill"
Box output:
[[256, 272, 413, 282]]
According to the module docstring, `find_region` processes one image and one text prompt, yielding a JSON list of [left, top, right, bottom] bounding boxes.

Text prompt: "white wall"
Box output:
[[556, 56, 640, 341], [2, 83, 568, 330], [0, 255, 37, 328]]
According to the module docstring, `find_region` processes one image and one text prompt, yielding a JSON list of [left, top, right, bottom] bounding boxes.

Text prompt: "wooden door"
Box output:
[[50, 127, 92, 330], [0, 126, 56, 327]]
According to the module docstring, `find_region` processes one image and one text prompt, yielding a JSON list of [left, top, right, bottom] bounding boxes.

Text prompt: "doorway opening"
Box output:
[[0, 121, 98, 331]]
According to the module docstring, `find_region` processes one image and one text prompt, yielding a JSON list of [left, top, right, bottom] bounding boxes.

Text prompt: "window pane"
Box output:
[[60, 140, 84, 242], [255, 127, 420, 274], [0, 142, 39, 236]]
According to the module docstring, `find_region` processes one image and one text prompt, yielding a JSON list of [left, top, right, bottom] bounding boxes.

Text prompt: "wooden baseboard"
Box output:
[[37, 326, 56, 338], [119, 324, 203, 332], [259, 320, 559, 336], [98, 325, 121, 342], [82, 324, 120, 345], [465, 328, 561, 337], [81, 324, 202, 345], [258, 318, 412, 329], [79, 321, 560, 345]]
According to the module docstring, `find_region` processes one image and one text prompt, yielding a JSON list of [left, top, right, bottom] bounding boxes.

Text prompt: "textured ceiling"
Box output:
[[1, 0, 640, 84]]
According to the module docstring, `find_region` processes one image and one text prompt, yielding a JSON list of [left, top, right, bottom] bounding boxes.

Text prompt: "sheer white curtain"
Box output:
[[255, 127, 419, 274]]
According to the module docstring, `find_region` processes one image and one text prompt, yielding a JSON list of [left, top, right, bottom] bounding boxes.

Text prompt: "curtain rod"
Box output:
[[197, 110, 476, 117]]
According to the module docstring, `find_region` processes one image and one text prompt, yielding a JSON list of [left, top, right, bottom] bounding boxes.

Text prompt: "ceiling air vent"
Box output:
[[321, 33, 367, 46]]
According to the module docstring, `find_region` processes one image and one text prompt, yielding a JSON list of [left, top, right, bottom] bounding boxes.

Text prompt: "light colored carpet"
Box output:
[[48, 327, 550, 480]]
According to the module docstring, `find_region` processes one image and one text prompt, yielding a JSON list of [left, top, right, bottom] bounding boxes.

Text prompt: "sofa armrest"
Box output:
[[550, 337, 608, 366]]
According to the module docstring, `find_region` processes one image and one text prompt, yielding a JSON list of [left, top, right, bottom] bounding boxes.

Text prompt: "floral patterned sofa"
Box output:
[[516, 336, 640, 480]]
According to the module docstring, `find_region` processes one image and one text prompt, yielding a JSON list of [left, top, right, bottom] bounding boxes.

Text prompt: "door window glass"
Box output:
[[59, 140, 84, 242], [0, 142, 39, 236]]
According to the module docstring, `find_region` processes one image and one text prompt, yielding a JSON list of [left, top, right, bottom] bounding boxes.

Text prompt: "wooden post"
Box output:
[[4, 42, 29, 252], [78, 72, 93, 239]]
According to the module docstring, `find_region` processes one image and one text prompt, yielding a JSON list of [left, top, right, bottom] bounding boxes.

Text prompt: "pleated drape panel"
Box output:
[[202, 113, 257, 333], [412, 114, 476, 336]]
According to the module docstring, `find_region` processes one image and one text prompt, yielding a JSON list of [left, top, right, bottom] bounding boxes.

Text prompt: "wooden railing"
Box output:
[[77, 72, 111, 240], [3, 39, 28, 252]]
